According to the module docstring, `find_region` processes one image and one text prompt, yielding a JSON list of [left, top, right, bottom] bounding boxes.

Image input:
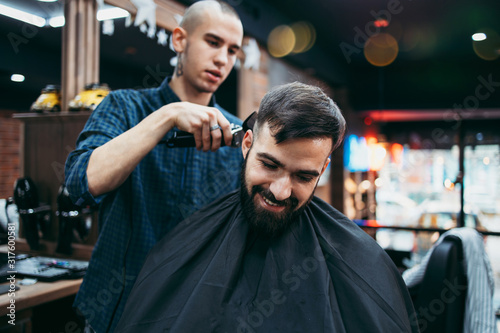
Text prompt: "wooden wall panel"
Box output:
[[61, 0, 100, 111]]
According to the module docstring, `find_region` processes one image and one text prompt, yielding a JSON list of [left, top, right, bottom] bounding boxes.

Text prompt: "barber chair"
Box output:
[[408, 235, 466, 333]]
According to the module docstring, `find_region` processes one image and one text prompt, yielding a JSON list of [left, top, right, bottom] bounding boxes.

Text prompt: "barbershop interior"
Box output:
[[0, 0, 500, 331]]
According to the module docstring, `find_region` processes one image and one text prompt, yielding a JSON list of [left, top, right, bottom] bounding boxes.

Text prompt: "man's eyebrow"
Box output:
[[297, 170, 320, 177], [257, 152, 283, 167], [256, 152, 320, 177], [205, 33, 241, 50]]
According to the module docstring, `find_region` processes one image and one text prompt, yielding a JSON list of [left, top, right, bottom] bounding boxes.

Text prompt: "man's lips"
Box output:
[[257, 193, 286, 212], [206, 69, 222, 81]]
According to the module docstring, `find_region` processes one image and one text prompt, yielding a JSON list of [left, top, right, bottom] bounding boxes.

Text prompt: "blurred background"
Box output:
[[0, 0, 499, 327]]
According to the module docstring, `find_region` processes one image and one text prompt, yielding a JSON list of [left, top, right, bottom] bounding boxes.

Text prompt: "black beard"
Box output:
[[239, 156, 314, 239]]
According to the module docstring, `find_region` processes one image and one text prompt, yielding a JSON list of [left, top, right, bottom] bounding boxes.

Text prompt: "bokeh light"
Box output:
[[364, 32, 399, 67], [290, 21, 316, 53], [390, 143, 404, 165], [400, 25, 421, 52], [400, 26, 437, 58], [268, 21, 316, 58], [267, 25, 295, 58], [472, 29, 500, 61]]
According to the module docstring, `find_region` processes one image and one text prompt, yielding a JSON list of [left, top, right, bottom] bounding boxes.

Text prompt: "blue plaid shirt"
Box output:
[[65, 78, 244, 332]]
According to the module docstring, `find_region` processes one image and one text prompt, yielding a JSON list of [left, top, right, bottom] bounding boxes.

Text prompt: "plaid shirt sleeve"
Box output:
[[64, 92, 129, 207]]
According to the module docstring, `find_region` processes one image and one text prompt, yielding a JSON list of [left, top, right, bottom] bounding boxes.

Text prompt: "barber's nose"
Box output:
[[214, 48, 229, 66], [269, 175, 292, 202]]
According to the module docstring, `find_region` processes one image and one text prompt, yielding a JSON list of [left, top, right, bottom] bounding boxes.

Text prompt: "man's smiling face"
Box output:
[[240, 123, 331, 238]]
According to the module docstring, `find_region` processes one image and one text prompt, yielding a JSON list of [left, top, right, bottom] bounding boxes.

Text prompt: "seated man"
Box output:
[[116, 82, 418, 332]]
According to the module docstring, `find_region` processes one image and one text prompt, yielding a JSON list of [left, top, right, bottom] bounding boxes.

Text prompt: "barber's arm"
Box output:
[[86, 101, 234, 197]]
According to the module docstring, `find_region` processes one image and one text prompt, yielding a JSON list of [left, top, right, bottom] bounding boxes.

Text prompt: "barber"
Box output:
[[64, 1, 244, 331]]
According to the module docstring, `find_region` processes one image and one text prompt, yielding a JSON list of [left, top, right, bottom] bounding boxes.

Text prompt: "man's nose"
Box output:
[[214, 48, 229, 66], [269, 175, 292, 202]]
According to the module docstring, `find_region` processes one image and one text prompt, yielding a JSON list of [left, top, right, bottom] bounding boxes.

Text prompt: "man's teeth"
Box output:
[[263, 196, 279, 206]]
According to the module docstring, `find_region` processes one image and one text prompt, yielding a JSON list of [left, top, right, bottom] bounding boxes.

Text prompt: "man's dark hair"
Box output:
[[254, 81, 346, 152]]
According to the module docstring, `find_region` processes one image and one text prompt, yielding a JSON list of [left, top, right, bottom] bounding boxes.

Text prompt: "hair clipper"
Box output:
[[164, 111, 256, 148]]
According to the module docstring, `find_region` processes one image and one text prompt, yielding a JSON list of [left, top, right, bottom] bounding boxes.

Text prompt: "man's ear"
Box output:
[[320, 157, 331, 176], [171, 27, 187, 53], [241, 130, 253, 159]]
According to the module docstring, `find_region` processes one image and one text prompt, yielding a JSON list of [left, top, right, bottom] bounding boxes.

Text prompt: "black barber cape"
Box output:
[[116, 190, 418, 332]]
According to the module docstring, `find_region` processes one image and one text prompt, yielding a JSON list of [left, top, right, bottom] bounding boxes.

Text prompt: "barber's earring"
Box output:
[[176, 54, 184, 77]]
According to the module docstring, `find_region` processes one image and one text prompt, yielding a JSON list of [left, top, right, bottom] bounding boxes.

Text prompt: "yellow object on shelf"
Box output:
[[30, 85, 61, 113], [68, 83, 110, 112]]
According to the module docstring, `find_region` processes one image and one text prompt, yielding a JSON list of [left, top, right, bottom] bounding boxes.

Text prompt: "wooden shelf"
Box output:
[[13, 112, 92, 123]]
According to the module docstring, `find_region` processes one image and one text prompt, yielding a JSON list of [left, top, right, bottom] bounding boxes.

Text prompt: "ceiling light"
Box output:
[[37, 0, 58, 2], [0, 4, 46, 27], [49, 15, 65, 27], [97, 7, 130, 21], [50, 7, 129, 28], [472, 33, 487, 41], [11, 74, 25, 83]]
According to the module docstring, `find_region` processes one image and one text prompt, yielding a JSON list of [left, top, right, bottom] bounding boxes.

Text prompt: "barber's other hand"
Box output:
[[163, 102, 233, 152]]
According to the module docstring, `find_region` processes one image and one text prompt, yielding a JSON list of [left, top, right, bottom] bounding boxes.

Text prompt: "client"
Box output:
[[116, 82, 418, 332]]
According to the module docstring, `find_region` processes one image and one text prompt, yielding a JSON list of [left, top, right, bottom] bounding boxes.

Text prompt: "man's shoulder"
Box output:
[[107, 86, 160, 101], [309, 196, 352, 224], [305, 197, 405, 289], [96, 85, 173, 118], [307, 196, 386, 253]]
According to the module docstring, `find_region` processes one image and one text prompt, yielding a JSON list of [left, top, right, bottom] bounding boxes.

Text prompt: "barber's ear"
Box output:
[[171, 27, 187, 52], [241, 130, 253, 159], [320, 158, 331, 176]]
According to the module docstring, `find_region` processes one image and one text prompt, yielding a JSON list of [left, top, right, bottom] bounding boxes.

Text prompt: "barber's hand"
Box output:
[[165, 102, 233, 152]]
